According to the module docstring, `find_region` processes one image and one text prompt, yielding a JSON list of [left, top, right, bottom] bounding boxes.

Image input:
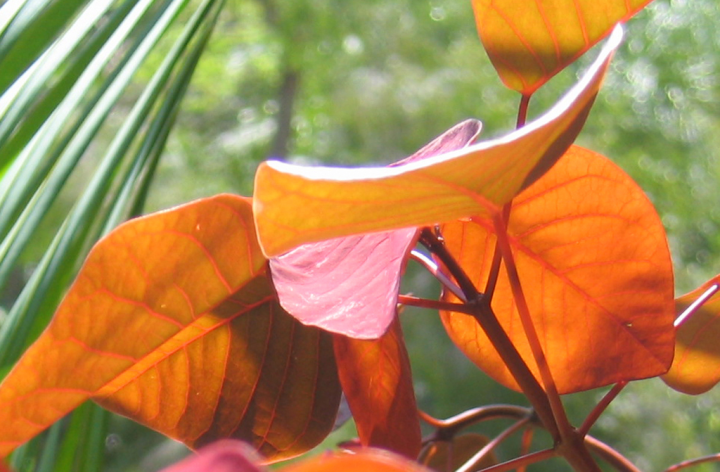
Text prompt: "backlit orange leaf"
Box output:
[[662, 276, 720, 395], [472, 3, 649, 94], [333, 316, 421, 458], [281, 449, 433, 472], [0, 195, 341, 461], [440, 146, 674, 393], [253, 30, 620, 257]]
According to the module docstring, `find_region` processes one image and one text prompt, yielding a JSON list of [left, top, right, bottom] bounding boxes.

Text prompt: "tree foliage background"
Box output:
[[1, 0, 719, 470]]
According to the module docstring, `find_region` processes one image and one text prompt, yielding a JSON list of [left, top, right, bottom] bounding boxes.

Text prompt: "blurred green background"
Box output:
[[0, 0, 719, 470]]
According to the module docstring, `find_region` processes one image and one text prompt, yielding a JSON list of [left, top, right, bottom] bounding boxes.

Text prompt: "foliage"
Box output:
[[1, 0, 720, 471]]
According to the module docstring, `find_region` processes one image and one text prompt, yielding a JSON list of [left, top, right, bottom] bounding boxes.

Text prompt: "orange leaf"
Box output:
[[473, 3, 650, 94], [253, 30, 620, 257], [440, 146, 674, 393], [0, 195, 341, 461], [281, 449, 433, 472], [662, 276, 720, 395], [333, 316, 421, 458]]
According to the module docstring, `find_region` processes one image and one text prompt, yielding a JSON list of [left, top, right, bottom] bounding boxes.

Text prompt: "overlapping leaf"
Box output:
[[268, 120, 480, 339], [253, 28, 620, 257], [440, 146, 674, 393], [662, 276, 720, 395], [472, 3, 651, 94], [333, 317, 421, 458], [0, 195, 341, 460]]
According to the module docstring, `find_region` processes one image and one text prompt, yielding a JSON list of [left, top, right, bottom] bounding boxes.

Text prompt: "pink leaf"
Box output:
[[268, 121, 481, 339], [160, 440, 265, 472]]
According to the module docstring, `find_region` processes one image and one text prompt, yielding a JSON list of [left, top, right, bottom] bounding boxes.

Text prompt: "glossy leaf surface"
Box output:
[[441, 146, 674, 393], [333, 317, 421, 458], [281, 449, 433, 472], [0, 195, 341, 460], [473, 3, 650, 94], [662, 276, 720, 395], [253, 29, 620, 257]]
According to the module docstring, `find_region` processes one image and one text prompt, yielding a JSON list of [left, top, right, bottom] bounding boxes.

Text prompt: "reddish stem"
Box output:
[[490, 213, 570, 437], [517, 94, 531, 128], [477, 449, 556, 472], [518, 428, 535, 472], [579, 381, 627, 436], [457, 417, 532, 472], [398, 294, 475, 315], [419, 228, 559, 440], [584, 435, 642, 472], [664, 453, 720, 472]]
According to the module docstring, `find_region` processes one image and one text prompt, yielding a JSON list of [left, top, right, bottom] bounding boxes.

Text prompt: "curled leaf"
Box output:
[[254, 30, 620, 257], [268, 119, 479, 339]]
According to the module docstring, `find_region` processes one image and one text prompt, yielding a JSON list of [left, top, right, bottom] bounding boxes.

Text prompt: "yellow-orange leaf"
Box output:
[[253, 29, 620, 257], [662, 276, 720, 395], [0, 195, 341, 461], [281, 449, 433, 472], [440, 146, 674, 393], [473, 2, 651, 94], [333, 316, 421, 458]]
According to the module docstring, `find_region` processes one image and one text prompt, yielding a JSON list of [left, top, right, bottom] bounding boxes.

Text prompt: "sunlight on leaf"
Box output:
[[472, 3, 651, 94], [254, 29, 620, 257], [0, 195, 341, 461], [333, 317, 421, 458], [662, 276, 720, 395], [440, 146, 674, 393]]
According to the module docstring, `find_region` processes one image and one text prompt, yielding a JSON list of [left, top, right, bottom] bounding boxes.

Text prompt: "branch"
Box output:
[[663, 453, 720, 472], [456, 416, 532, 472]]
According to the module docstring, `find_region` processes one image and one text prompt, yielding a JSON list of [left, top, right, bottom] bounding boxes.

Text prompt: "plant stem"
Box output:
[[409, 249, 466, 302], [584, 435, 642, 472], [490, 213, 569, 433], [518, 428, 535, 472], [456, 416, 532, 472], [491, 213, 601, 472], [419, 228, 559, 440], [663, 453, 720, 472], [484, 204, 511, 300], [517, 94, 531, 128], [477, 449, 557, 472], [419, 228, 480, 301], [420, 405, 533, 441], [579, 381, 627, 436], [398, 295, 474, 315]]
